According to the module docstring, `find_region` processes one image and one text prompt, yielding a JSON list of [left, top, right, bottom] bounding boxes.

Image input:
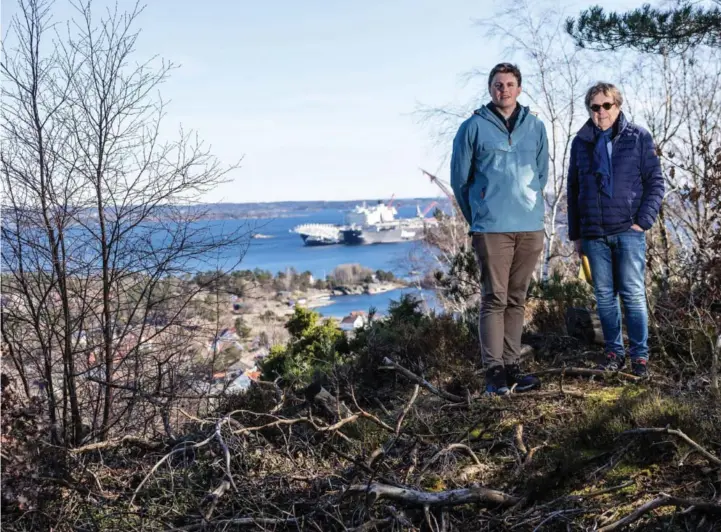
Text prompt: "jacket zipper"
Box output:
[[477, 109, 518, 141], [610, 130, 633, 225], [597, 133, 620, 234]]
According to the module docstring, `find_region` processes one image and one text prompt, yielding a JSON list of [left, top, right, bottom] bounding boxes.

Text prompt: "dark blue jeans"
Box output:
[[582, 229, 649, 362]]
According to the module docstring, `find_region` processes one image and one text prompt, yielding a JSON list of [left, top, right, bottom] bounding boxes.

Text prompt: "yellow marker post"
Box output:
[[578, 254, 593, 285]]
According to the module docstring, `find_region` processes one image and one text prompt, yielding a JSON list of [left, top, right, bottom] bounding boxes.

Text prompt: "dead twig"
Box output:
[[70, 435, 164, 454], [349, 387, 396, 433], [202, 480, 230, 521], [214, 418, 238, 492], [524, 444, 546, 465], [514, 424, 528, 459], [421, 443, 484, 475], [396, 384, 420, 435], [379, 357, 463, 403], [324, 443, 404, 488], [598, 493, 721, 531], [532, 509, 589, 531], [581, 480, 635, 498], [512, 482, 633, 528], [130, 432, 216, 506], [621, 427, 721, 467], [346, 482, 520, 508], [168, 516, 301, 531], [373, 397, 392, 417]]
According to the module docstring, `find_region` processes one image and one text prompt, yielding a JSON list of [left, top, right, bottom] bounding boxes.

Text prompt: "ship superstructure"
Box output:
[[291, 197, 439, 246], [341, 202, 438, 245]]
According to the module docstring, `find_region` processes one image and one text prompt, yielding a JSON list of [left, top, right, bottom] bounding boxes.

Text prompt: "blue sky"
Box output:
[[2, 0, 640, 203]]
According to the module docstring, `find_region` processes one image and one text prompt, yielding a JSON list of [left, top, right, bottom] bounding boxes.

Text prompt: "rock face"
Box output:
[[332, 286, 364, 296], [565, 307, 604, 345], [331, 282, 402, 297]]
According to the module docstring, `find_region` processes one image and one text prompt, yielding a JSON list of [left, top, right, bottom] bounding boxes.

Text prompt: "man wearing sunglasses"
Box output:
[[567, 82, 665, 378], [451, 63, 548, 395]]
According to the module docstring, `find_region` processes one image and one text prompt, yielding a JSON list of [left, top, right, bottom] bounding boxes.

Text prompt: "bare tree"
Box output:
[[1, 0, 250, 446], [620, 46, 721, 388], [626, 47, 721, 291]]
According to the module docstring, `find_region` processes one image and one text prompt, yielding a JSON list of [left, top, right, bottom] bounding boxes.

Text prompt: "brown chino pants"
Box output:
[[472, 231, 544, 368]]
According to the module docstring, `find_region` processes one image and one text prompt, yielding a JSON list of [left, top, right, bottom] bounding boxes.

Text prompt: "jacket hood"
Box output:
[[474, 104, 531, 131]]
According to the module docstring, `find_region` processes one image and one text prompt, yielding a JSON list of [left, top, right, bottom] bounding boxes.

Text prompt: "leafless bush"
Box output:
[[328, 263, 374, 286], [1, 0, 249, 447]]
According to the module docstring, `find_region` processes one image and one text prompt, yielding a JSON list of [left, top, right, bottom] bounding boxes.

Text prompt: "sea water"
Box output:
[[218, 204, 439, 316], [5, 204, 441, 317]]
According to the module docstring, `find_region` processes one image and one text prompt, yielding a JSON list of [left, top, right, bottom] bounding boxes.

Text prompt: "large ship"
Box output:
[[291, 197, 438, 246], [341, 202, 437, 245]]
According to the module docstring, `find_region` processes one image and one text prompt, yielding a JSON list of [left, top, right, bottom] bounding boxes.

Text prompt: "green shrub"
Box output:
[[527, 271, 594, 333], [234, 317, 252, 339], [260, 306, 350, 387], [350, 294, 478, 394]]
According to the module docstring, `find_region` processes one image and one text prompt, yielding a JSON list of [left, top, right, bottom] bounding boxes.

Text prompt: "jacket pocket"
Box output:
[[626, 196, 634, 222]]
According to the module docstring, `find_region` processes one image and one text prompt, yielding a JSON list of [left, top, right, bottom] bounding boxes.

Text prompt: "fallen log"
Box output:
[[70, 435, 164, 454], [346, 482, 519, 508]]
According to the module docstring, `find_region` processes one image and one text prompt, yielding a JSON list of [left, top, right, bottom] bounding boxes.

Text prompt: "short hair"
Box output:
[[488, 63, 522, 88], [584, 82, 624, 109]]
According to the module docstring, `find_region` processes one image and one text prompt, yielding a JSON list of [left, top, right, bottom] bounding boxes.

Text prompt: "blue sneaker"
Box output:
[[631, 358, 649, 379], [597, 352, 625, 372], [485, 366, 509, 395], [506, 364, 541, 392]]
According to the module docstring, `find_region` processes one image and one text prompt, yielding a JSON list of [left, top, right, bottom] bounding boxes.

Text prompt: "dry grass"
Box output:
[[3, 357, 720, 531]]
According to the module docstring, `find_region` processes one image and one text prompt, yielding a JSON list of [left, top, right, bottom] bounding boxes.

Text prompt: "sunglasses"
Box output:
[[590, 102, 615, 113]]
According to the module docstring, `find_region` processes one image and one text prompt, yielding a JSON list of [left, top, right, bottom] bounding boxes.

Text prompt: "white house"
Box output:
[[340, 311, 368, 332]]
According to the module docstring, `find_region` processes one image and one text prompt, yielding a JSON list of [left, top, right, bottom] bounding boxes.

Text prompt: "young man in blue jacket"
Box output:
[[451, 63, 548, 395], [567, 82, 664, 378]]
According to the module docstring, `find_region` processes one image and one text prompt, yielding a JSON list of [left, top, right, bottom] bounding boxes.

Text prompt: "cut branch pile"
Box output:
[[3, 358, 720, 531]]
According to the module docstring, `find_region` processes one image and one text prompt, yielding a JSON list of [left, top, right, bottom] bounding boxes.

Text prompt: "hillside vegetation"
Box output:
[[3, 291, 720, 531]]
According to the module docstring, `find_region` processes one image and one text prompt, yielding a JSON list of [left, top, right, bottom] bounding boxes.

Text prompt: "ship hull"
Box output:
[[300, 234, 342, 246], [342, 225, 425, 245]]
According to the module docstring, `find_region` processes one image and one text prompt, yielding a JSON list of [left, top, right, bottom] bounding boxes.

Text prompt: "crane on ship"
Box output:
[[417, 200, 438, 218], [419, 168, 454, 203]]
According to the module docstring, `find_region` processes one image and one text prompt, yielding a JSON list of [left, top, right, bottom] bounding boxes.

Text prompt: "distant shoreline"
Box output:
[[164, 197, 447, 222]]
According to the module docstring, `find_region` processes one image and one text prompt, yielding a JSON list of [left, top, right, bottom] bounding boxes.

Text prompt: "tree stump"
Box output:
[[565, 307, 604, 345], [312, 386, 352, 420]]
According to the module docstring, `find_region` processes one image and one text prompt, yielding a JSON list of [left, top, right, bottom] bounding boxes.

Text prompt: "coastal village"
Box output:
[[0, 266, 405, 401], [203, 272, 400, 394]]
